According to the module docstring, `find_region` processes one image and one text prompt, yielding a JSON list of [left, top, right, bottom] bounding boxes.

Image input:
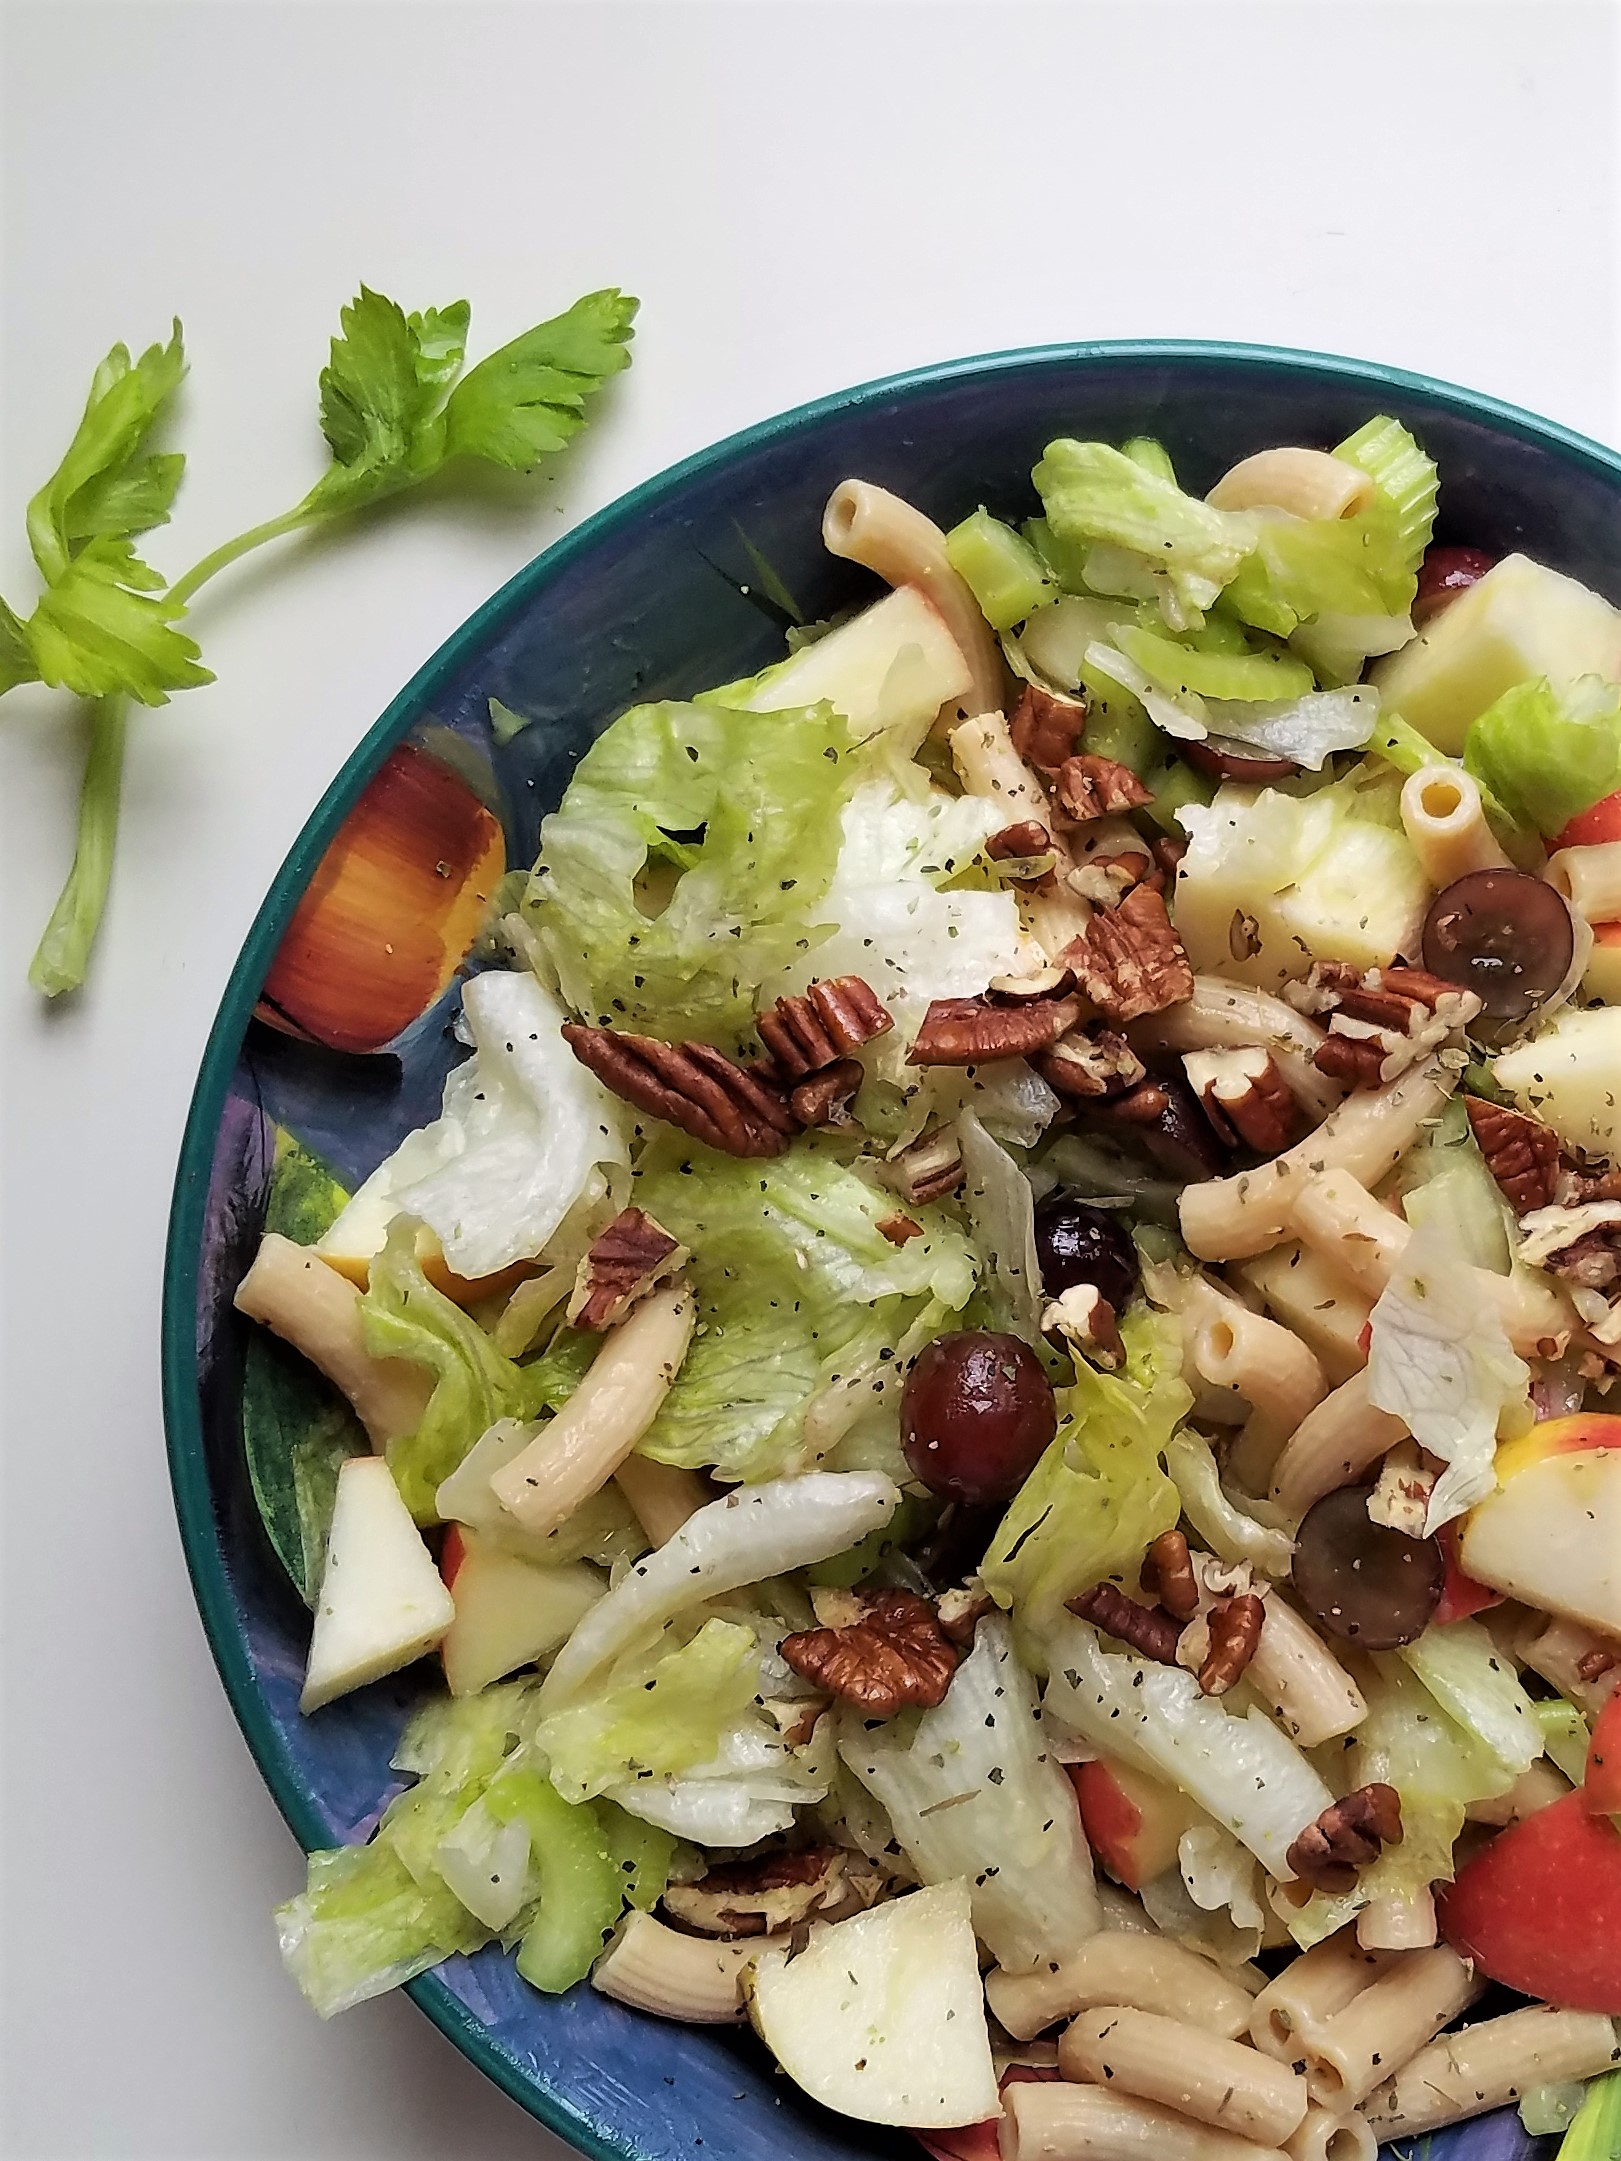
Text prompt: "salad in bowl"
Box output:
[[224, 408, 1621, 2159]]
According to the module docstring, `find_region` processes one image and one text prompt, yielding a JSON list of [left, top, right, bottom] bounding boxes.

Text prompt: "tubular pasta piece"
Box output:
[[1546, 840, 1621, 926], [1399, 767, 1511, 888], [1284, 2103, 1376, 2161], [1294, 1944, 1481, 2112], [233, 1232, 432, 1448], [822, 478, 1006, 717], [1207, 449, 1375, 522], [1267, 1371, 1408, 1520], [1000, 2080, 1286, 2161], [1354, 1889, 1436, 1952], [613, 1453, 708, 1547], [1361, 2004, 1621, 2139], [1178, 1057, 1457, 1264], [1244, 1594, 1367, 1750], [1058, 2005, 1309, 2146], [986, 1933, 1256, 2044], [1249, 1928, 1397, 2065], [1182, 1278, 1327, 1496]]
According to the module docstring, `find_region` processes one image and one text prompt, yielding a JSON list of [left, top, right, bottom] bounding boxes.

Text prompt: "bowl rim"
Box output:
[[161, 335, 1621, 2154]]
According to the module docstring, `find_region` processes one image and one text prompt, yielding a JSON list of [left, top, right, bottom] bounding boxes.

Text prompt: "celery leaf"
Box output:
[[443, 288, 636, 471]]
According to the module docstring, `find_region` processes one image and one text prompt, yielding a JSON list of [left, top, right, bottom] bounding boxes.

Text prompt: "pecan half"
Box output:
[[1067, 1581, 1184, 1664], [661, 1849, 885, 1939], [1142, 1530, 1200, 1622], [563, 1025, 797, 1157], [907, 991, 1082, 1065], [758, 976, 893, 1079], [986, 820, 1059, 889], [1041, 1284, 1124, 1367], [1286, 1784, 1403, 1895], [567, 1207, 688, 1331], [780, 1588, 958, 1714], [1056, 753, 1154, 822], [1287, 963, 1483, 1088], [1198, 1593, 1265, 1697], [888, 1126, 964, 1205], [1035, 1027, 1146, 1100], [989, 964, 1076, 1004], [1464, 1097, 1561, 1214], [789, 1057, 863, 1129], [1009, 681, 1087, 774], [1183, 1045, 1304, 1154], [1064, 885, 1194, 1024]]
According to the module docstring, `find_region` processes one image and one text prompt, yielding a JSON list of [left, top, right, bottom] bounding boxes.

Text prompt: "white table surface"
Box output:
[[2, 2, 1617, 2154]]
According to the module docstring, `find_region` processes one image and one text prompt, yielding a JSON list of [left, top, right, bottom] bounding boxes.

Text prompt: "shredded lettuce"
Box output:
[[321, 970, 630, 1280], [1462, 675, 1621, 838], [1351, 1657, 1509, 1911], [527, 696, 862, 1047], [840, 1614, 1100, 1970], [1557, 2071, 1621, 2159], [1045, 1618, 1333, 1880], [981, 1306, 1189, 1647], [540, 1471, 901, 1705], [359, 1218, 559, 1521], [633, 1141, 976, 1480], [956, 1109, 1044, 1341], [536, 1618, 762, 1802], [276, 1841, 488, 2018], [1165, 1430, 1296, 1577], [1397, 1615, 1544, 1785], [1396, 1096, 1514, 1275], [1366, 1214, 1530, 1531], [1032, 439, 1254, 626], [1536, 1698, 1593, 1785]]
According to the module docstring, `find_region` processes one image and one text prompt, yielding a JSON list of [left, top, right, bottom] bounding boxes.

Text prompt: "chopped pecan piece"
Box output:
[[1056, 752, 1154, 822], [989, 964, 1076, 1004], [888, 1126, 964, 1205], [1067, 1581, 1184, 1664], [780, 1588, 958, 1714], [563, 1025, 797, 1157], [661, 1849, 885, 1939], [935, 1585, 995, 1646], [907, 991, 1082, 1065], [1565, 1164, 1621, 1205], [1183, 1045, 1304, 1154], [1142, 1530, 1200, 1622], [986, 820, 1059, 890], [1066, 856, 1147, 910], [1518, 1200, 1621, 1289], [757, 976, 893, 1079], [1577, 1646, 1621, 1683], [1198, 1593, 1265, 1697], [1035, 1027, 1146, 1100], [789, 1057, 863, 1129], [1064, 885, 1194, 1024], [1286, 962, 1483, 1088], [567, 1206, 688, 1331], [1464, 1097, 1561, 1214], [1041, 1284, 1124, 1367], [876, 1211, 923, 1246], [1152, 834, 1187, 882], [1287, 1784, 1403, 1895], [1366, 1440, 1435, 1539], [1008, 680, 1087, 774]]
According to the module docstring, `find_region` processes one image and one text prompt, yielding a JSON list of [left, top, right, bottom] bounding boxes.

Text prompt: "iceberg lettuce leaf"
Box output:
[[537, 1618, 763, 1803], [1463, 675, 1621, 838]]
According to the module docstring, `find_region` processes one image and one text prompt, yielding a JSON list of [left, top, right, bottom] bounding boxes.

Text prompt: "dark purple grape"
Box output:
[[1292, 1486, 1445, 1649], [1413, 546, 1495, 629], [901, 1332, 1057, 1504], [1421, 869, 1574, 1023], [1033, 1195, 1139, 1311]]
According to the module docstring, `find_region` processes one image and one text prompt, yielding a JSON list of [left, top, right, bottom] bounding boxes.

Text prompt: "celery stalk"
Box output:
[[486, 1764, 622, 1992], [1534, 1698, 1593, 1784], [1123, 437, 1177, 484], [598, 1801, 683, 1914], [1557, 2071, 1621, 2159], [1143, 758, 1214, 835], [1081, 694, 1162, 778], [1333, 415, 1439, 575], [945, 510, 1054, 630]]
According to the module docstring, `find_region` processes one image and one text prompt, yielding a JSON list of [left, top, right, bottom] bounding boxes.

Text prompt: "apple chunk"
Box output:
[[1068, 1757, 1197, 1892], [440, 1527, 602, 1697], [1493, 1006, 1621, 1162], [747, 1882, 998, 2128], [301, 1457, 454, 1712], [1459, 1443, 1621, 1638]]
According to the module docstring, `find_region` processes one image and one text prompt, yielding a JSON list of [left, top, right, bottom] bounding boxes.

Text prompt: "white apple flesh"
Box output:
[[301, 1456, 454, 1713], [440, 1528, 602, 1697], [1459, 1449, 1621, 1637]]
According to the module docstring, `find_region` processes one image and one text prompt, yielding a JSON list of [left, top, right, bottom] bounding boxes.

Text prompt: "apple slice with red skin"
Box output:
[[1556, 790, 1621, 850], [1585, 1688, 1621, 1818], [1066, 1757, 1195, 1892], [1437, 1791, 1621, 2012], [1433, 1519, 1504, 1627]]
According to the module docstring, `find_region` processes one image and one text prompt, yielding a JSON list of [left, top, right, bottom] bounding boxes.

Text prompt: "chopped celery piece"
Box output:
[[486, 1763, 622, 1993], [1081, 693, 1162, 778], [1122, 437, 1177, 483], [1333, 415, 1439, 575], [1558, 2071, 1621, 2158], [1177, 609, 1254, 655], [1222, 513, 1409, 639], [599, 1800, 684, 1913], [946, 510, 1054, 631], [1142, 756, 1214, 835], [1535, 1697, 1592, 1785], [1112, 623, 1316, 704], [1023, 515, 1093, 595]]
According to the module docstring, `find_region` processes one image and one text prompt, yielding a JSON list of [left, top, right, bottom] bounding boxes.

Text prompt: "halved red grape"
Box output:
[[901, 1331, 1057, 1504], [1413, 546, 1496, 629], [1292, 1486, 1444, 1649], [1421, 868, 1574, 1023]]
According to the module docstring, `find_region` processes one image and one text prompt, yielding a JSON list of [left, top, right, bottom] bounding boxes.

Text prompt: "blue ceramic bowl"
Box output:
[[163, 343, 1621, 2161]]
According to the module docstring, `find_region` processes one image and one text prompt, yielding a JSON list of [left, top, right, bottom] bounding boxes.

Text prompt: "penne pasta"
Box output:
[[1207, 448, 1375, 522], [822, 478, 1006, 717], [1249, 1930, 1396, 2065], [987, 1932, 1257, 2043], [1354, 1890, 1436, 1953], [613, 1453, 709, 1547], [1361, 2005, 1621, 2139], [1059, 2004, 1309, 2145], [234, 1232, 432, 1448], [1398, 767, 1511, 889], [999, 2079, 1287, 2161], [1293, 1944, 1481, 2112], [1181, 1280, 1327, 1496], [1546, 839, 1621, 926], [1235, 1243, 1374, 1386], [1244, 1593, 1367, 1749], [1283, 2102, 1376, 2161], [1132, 977, 1344, 1124], [1266, 1370, 1408, 1520], [1178, 1058, 1457, 1263]]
